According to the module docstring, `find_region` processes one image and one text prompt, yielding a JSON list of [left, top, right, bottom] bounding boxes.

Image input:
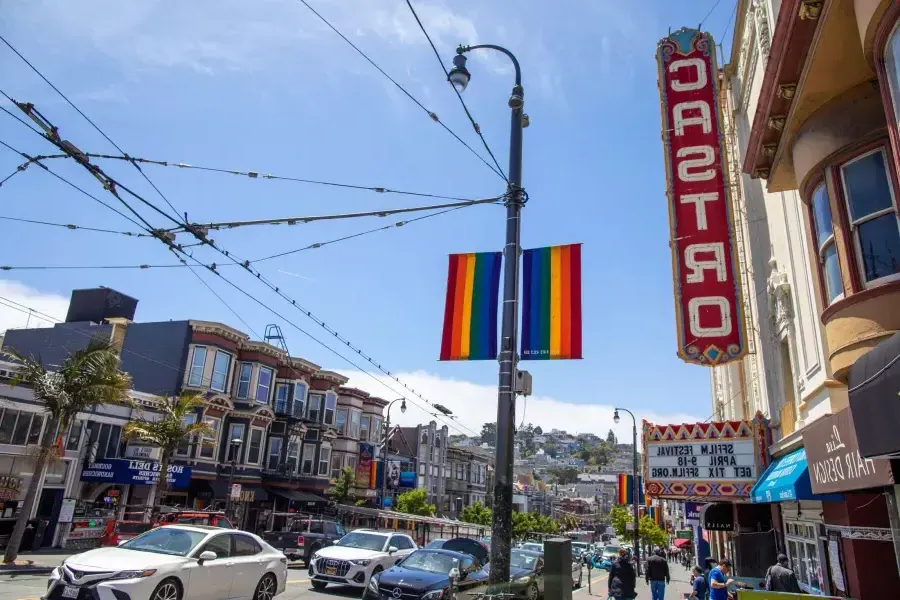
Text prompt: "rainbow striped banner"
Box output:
[[521, 244, 583, 360], [617, 473, 645, 505], [439, 252, 502, 361]]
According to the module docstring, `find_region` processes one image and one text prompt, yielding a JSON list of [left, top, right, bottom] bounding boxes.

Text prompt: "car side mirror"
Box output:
[[388, 546, 399, 555], [198, 551, 217, 565]]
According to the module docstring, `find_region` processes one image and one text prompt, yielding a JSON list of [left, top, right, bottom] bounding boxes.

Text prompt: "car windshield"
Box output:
[[520, 543, 542, 552], [572, 542, 588, 550], [335, 532, 387, 551], [399, 550, 460, 574], [425, 539, 446, 549], [604, 546, 621, 554], [120, 527, 207, 556], [510, 551, 539, 570]]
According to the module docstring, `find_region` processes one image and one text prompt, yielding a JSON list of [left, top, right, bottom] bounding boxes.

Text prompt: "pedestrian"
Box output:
[[608, 547, 638, 600], [765, 554, 803, 593], [645, 548, 670, 600], [690, 565, 709, 600], [702, 557, 718, 600], [709, 558, 734, 600]]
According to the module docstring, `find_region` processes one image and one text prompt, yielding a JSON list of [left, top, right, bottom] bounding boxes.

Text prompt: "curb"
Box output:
[[0, 566, 55, 575]]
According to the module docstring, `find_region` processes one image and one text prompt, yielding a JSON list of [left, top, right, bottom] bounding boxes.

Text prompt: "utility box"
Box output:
[[543, 537, 573, 600]]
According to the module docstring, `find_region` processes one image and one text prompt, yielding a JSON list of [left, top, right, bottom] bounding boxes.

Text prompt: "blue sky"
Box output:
[[0, 0, 738, 439]]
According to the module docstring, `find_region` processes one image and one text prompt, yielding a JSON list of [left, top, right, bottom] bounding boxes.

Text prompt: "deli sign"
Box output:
[[657, 28, 746, 365]]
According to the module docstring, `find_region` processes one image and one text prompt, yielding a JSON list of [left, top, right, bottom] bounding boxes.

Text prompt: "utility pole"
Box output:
[[381, 399, 406, 509], [614, 408, 641, 577]]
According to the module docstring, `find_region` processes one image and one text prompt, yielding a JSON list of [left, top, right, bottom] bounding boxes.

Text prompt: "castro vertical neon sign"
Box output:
[[657, 29, 745, 365]]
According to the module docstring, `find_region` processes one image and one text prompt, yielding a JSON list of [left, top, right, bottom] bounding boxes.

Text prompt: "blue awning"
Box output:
[[751, 448, 843, 503]]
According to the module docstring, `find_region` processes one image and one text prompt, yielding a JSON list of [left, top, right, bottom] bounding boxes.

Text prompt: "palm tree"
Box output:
[[2, 341, 131, 563], [123, 393, 212, 512]]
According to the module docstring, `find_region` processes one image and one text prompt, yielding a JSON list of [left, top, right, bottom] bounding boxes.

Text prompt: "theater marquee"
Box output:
[[657, 28, 746, 366]]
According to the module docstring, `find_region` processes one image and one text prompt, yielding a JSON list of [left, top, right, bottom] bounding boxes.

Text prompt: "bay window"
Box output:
[[275, 384, 290, 413], [347, 455, 357, 472], [210, 350, 231, 392], [372, 417, 383, 443], [247, 427, 264, 464], [256, 367, 274, 403], [349, 410, 361, 439], [293, 382, 307, 418], [809, 183, 842, 303], [323, 393, 336, 425], [227, 423, 245, 462], [331, 452, 343, 480], [176, 415, 197, 457], [840, 149, 900, 285], [301, 444, 316, 475], [885, 20, 900, 130], [286, 441, 300, 472], [307, 393, 323, 422], [267, 437, 282, 470], [360, 415, 371, 442], [236, 363, 252, 399], [188, 346, 207, 387], [336, 408, 348, 436], [318, 446, 331, 476], [198, 415, 221, 459]]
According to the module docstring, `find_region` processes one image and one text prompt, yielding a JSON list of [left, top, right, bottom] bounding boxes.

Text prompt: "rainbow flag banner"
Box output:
[[617, 473, 645, 505], [521, 244, 583, 360], [439, 252, 502, 361]]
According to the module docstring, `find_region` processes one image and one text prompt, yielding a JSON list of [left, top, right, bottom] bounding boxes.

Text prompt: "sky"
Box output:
[[0, 0, 739, 442]]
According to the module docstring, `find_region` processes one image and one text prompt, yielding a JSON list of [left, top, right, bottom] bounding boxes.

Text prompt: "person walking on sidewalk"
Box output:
[[765, 554, 804, 593], [690, 565, 709, 600], [608, 548, 638, 600], [709, 558, 734, 600], [645, 548, 670, 600]]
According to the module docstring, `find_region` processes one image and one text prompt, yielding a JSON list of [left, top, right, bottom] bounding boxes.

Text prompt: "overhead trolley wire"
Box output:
[[405, 0, 508, 182], [294, 0, 506, 182], [0, 215, 148, 237]]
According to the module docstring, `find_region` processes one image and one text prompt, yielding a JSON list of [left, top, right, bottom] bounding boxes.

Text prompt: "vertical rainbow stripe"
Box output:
[[616, 473, 645, 505], [439, 252, 502, 361], [521, 244, 583, 360]]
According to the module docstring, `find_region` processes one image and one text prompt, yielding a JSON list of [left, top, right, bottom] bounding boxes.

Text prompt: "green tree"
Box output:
[[607, 429, 617, 445], [2, 342, 131, 563], [327, 467, 356, 505], [480, 422, 497, 446], [638, 516, 668, 549], [396, 488, 436, 516], [123, 393, 212, 511], [609, 505, 630, 539], [460, 501, 492, 526], [547, 466, 580, 485]]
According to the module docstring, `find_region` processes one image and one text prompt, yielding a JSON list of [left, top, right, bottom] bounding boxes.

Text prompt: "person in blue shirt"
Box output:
[[709, 558, 734, 600], [690, 565, 709, 600]]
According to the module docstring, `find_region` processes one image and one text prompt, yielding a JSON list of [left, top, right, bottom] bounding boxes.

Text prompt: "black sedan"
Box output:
[[366, 538, 490, 600]]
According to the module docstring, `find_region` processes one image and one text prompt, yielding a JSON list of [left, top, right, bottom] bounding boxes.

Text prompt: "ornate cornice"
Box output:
[[189, 320, 249, 344], [242, 340, 284, 359], [316, 370, 349, 385]]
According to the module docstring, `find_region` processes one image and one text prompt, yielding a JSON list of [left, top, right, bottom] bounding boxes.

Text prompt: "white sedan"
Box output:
[[45, 525, 287, 600], [309, 529, 417, 589]]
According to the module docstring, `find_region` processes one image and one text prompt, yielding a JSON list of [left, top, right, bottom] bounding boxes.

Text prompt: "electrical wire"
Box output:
[[404, 0, 508, 182], [0, 264, 182, 271], [0, 34, 185, 223], [294, 0, 506, 181], [0, 215, 147, 237], [699, 0, 725, 28], [720, 1, 738, 48]]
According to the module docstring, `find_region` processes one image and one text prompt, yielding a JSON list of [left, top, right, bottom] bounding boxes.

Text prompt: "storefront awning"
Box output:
[[849, 332, 900, 459], [673, 538, 691, 549], [266, 489, 329, 505], [751, 448, 842, 504]]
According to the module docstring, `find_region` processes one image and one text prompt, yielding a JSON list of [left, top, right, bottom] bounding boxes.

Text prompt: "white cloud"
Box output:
[[336, 369, 702, 446], [0, 280, 68, 334]]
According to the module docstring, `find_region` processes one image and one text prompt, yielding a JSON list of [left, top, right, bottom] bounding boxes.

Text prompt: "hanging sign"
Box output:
[[80, 459, 192, 488], [657, 28, 746, 365]]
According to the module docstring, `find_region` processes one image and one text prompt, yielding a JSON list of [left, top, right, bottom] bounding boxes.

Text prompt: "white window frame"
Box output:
[[286, 440, 300, 473], [307, 393, 324, 422], [330, 451, 343, 480], [349, 409, 361, 439], [236, 363, 253, 399], [210, 350, 232, 392], [884, 19, 900, 134], [301, 443, 317, 475], [227, 423, 245, 462], [293, 382, 308, 418], [318, 445, 332, 476], [247, 426, 265, 465], [809, 182, 843, 304], [267, 436, 283, 471], [274, 383, 290, 413], [255, 367, 274, 404], [188, 346, 207, 387], [840, 147, 900, 288], [175, 414, 198, 457], [783, 519, 825, 595], [199, 415, 221, 460], [336, 408, 348, 436], [372, 417, 383, 444], [360, 414, 371, 442], [347, 455, 357, 473], [323, 392, 337, 426]]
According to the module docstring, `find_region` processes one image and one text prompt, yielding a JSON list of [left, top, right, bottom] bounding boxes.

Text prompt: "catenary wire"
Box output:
[[0, 34, 185, 223], [720, 1, 738, 47], [294, 0, 505, 181], [0, 215, 148, 236], [698, 0, 725, 28], [404, 0, 508, 182]]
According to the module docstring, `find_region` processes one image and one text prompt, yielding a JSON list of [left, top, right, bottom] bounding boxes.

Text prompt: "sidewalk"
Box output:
[[0, 550, 72, 575], [581, 561, 695, 599]]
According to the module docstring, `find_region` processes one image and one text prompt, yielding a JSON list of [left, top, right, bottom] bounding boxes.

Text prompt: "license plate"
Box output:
[[325, 567, 336, 575], [62, 586, 80, 599]]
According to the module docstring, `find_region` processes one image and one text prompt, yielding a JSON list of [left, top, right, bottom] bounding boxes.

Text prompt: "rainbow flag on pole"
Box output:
[[616, 473, 645, 505], [521, 244, 583, 360], [439, 252, 502, 361]]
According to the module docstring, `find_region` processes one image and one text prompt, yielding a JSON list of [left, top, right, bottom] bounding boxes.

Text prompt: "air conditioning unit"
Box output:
[[125, 445, 160, 460]]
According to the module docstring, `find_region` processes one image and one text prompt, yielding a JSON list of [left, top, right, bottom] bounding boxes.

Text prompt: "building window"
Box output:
[[66, 420, 85, 451], [293, 382, 307, 418], [308, 393, 323, 422], [323, 393, 337, 426], [199, 415, 221, 459], [256, 367, 274, 403], [331, 452, 344, 480], [885, 20, 900, 132], [266, 436, 282, 470], [347, 455, 357, 472], [372, 417, 383, 443], [236, 363, 252, 399], [349, 410, 361, 439], [247, 427, 264, 465], [360, 415, 371, 442], [275, 384, 290, 413], [305, 428, 319, 441], [227, 423, 245, 462], [188, 346, 207, 387], [286, 441, 299, 472], [319, 446, 331, 476], [784, 520, 824, 594], [301, 444, 316, 475], [27, 414, 44, 446], [176, 415, 198, 457], [336, 408, 348, 436], [809, 183, 842, 302], [210, 350, 231, 392], [0, 409, 42, 446], [840, 149, 900, 285]]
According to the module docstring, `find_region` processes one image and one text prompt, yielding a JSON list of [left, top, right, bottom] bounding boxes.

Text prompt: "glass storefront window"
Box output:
[[785, 520, 824, 594]]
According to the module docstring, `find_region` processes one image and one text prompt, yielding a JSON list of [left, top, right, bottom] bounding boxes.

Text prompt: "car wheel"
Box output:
[[311, 580, 328, 590], [254, 574, 277, 600], [150, 578, 181, 600], [526, 581, 539, 600]]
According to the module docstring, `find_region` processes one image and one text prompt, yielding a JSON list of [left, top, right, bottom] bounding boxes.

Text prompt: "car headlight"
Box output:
[[514, 575, 532, 584], [350, 559, 371, 566], [368, 574, 380, 592], [110, 569, 157, 580], [421, 588, 447, 600]]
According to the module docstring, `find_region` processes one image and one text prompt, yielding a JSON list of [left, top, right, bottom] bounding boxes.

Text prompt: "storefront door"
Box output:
[[37, 487, 63, 547]]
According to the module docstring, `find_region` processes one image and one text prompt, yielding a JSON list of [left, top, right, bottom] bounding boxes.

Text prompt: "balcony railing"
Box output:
[[780, 402, 797, 436]]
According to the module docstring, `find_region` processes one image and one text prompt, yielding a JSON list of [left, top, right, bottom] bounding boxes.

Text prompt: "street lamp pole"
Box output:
[[614, 408, 641, 577], [380, 399, 407, 509], [225, 438, 242, 520], [449, 43, 525, 586]]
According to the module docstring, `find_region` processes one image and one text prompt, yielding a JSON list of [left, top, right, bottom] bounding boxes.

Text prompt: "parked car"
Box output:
[[308, 529, 417, 590], [367, 538, 490, 600], [571, 541, 590, 562], [46, 525, 287, 600], [500, 547, 583, 599], [156, 510, 234, 529], [424, 538, 447, 549], [518, 542, 543, 553], [601, 545, 622, 561], [260, 515, 345, 563]]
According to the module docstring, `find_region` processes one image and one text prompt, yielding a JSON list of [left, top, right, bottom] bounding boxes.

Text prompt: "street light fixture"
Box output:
[[614, 407, 641, 576], [450, 41, 525, 587]]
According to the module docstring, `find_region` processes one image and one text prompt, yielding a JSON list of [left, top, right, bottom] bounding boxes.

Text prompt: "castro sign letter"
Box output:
[[657, 28, 746, 366]]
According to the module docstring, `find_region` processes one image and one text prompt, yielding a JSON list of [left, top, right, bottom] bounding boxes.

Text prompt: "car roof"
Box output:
[[349, 529, 393, 537], [513, 549, 543, 557], [415, 548, 472, 559], [159, 524, 222, 533]]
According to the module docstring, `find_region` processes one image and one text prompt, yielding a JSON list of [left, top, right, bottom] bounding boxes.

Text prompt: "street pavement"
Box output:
[[0, 561, 694, 600]]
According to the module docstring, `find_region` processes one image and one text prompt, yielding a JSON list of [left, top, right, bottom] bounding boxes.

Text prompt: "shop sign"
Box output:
[[230, 484, 242, 500], [684, 502, 704, 521], [357, 443, 374, 488], [702, 503, 734, 531], [656, 28, 745, 366], [0, 475, 22, 500], [80, 459, 191, 488], [802, 407, 894, 494], [648, 440, 756, 481]]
